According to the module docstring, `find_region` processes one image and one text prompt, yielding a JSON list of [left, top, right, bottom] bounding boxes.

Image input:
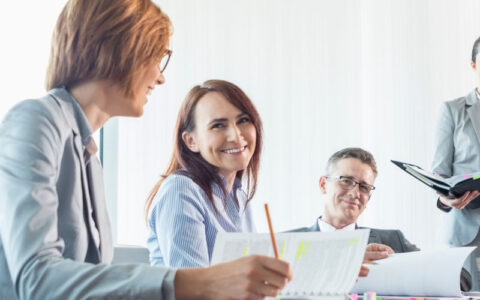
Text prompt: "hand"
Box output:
[[358, 264, 370, 277], [174, 255, 293, 300], [364, 243, 394, 261], [437, 190, 480, 210], [357, 259, 376, 280]]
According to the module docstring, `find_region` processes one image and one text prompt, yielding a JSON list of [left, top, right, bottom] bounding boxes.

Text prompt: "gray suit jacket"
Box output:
[[0, 88, 174, 299], [289, 220, 419, 253], [432, 89, 480, 246]]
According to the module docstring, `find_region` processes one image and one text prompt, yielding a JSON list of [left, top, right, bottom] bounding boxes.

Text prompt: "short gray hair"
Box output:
[[325, 147, 377, 176]]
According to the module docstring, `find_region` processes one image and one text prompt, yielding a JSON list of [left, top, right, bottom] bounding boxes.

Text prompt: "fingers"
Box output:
[[364, 250, 389, 260], [364, 243, 394, 260], [362, 259, 377, 265], [453, 193, 469, 209], [185, 256, 290, 300], [439, 190, 480, 210], [462, 191, 480, 208], [248, 280, 281, 298], [366, 243, 394, 253], [252, 255, 293, 283], [438, 194, 454, 207], [247, 256, 291, 290], [230, 256, 291, 298], [358, 265, 369, 277]]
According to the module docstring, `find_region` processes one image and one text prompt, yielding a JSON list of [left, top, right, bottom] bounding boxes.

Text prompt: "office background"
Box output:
[[1, 0, 480, 250]]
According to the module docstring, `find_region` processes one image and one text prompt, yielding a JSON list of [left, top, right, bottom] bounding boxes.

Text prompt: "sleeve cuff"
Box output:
[[161, 269, 177, 300], [437, 198, 452, 212]]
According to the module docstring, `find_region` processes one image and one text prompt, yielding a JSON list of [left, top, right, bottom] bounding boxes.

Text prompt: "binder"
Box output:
[[391, 160, 480, 208]]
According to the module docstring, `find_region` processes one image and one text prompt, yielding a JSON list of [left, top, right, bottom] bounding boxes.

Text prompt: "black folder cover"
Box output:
[[391, 160, 480, 209]]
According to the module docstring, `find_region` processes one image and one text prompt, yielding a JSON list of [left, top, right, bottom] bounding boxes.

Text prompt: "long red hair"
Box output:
[[145, 79, 263, 218]]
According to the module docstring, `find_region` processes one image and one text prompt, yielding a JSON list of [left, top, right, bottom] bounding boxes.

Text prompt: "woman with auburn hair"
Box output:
[[146, 79, 262, 268], [0, 0, 291, 299]]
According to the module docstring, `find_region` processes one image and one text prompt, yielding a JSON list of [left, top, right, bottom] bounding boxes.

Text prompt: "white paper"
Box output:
[[352, 247, 475, 297], [211, 230, 369, 297]]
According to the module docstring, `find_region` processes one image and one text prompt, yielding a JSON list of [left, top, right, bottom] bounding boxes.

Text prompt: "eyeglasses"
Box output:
[[159, 49, 172, 73], [325, 175, 376, 196]]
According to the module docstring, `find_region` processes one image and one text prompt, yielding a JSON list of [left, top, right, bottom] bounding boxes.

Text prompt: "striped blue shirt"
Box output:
[[146, 172, 255, 268]]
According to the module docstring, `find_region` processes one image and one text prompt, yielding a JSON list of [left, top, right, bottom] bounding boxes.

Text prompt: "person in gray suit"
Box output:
[[290, 148, 418, 258], [0, 0, 292, 299], [290, 147, 471, 290], [432, 36, 480, 291]]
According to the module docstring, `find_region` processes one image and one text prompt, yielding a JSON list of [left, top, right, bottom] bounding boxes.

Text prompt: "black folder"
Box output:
[[391, 160, 480, 209]]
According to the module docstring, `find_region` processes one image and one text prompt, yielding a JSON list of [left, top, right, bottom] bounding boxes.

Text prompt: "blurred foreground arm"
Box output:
[[175, 255, 292, 300]]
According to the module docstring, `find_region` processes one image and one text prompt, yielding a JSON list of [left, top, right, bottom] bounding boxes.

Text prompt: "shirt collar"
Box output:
[[218, 173, 243, 190], [85, 137, 99, 156], [317, 217, 356, 232], [465, 88, 479, 106]]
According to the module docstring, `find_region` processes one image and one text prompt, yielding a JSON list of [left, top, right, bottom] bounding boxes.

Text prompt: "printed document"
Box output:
[[352, 247, 475, 297], [211, 230, 369, 297]]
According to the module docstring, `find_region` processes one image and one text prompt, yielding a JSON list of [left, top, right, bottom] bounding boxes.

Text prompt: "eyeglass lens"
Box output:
[[159, 50, 171, 73]]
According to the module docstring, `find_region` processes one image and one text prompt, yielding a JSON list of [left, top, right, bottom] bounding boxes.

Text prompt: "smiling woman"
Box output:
[[145, 79, 263, 268], [181, 91, 257, 184], [0, 1, 293, 298]]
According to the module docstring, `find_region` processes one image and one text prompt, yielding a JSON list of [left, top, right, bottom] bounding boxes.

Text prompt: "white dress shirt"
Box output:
[[317, 217, 356, 232]]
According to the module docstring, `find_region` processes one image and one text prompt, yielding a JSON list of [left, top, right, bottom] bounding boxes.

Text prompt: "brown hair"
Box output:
[[45, 0, 171, 98], [145, 79, 263, 217], [326, 147, 378, 176], [473, 36, 480, 62]]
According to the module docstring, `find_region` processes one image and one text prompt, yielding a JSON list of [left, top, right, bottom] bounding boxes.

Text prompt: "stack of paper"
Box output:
[[353, 247, 475, 297], [211, 230, 369, 298]]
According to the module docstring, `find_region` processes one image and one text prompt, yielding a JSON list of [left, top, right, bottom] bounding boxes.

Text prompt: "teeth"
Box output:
[[223, 146, 245, 154]]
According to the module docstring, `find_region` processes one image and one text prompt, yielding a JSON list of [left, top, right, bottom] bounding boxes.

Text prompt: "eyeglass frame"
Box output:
[[324, 175, 376, 196], [159, 49, 172, 73]]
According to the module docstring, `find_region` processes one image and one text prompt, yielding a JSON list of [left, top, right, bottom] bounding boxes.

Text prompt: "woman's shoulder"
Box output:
[[156, 171, 205, 201], [2, 91, 73, 140], [4, 94, 62, 126], [161, 171, 198, 188], [0, 93, 71, 163], [444, 90, 476, 108], [150, 171, 207, 214]]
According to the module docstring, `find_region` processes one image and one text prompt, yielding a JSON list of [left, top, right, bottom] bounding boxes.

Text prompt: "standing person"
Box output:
[[0, 0, 292, 299], [146, 80, 261, 268], [432, 36, 480, 291]]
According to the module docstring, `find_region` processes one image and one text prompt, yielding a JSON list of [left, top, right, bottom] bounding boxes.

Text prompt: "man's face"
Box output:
[[320, 158, 376, 227]]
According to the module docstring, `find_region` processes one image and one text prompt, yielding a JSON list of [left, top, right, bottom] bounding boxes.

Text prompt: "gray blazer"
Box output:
[[432, 89, 480, 246], [0, 89, 174, 299], [289, 220, 419, 253]]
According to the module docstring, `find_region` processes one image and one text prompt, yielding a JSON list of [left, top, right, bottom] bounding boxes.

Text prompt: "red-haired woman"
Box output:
[[146, 79, 262, 268], [0, 0, 291, 298]]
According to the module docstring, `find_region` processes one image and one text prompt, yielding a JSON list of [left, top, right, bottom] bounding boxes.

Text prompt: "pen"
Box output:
[[264, 203, 279, 259]]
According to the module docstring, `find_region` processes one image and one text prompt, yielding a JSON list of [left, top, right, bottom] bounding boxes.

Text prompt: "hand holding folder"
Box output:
[[391, 160, 480, 209], [437, 190, 480, 210]]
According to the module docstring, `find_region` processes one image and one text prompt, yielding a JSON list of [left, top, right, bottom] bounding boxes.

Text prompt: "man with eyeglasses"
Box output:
[[289, 147, 471, 290], [291, 147, 418, 257]]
